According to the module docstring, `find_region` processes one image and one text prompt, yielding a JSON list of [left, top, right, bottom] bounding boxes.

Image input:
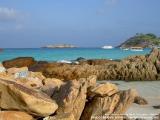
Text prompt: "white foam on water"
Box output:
[[57, 60, 72, 64]]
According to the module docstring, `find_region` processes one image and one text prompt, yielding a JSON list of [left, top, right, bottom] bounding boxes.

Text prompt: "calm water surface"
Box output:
[[0, 48, 151, 62]]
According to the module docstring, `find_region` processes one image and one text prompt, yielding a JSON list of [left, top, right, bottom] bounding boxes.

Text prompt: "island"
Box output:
[[43, 44, 76, 48], [118, 33, 160, 48]]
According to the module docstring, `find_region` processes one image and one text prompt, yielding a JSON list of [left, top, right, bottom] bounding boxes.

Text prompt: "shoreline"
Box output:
[[0, 48, 160, 119], [98, 80, 160, 119], [1, 48, 160, 81]]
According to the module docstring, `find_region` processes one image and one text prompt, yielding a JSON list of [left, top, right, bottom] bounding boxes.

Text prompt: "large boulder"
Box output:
[[28, 71, 46, 81], [0, 111, 34, 120], [147, 48, 160, 63], [0, 63, 6, 73], [153, 114, 160, 120], [29, 57, 158, 81], [52, 79, 87, 120], [0, 78, 58, 117], [87, 83, 119, 98], [79, 59, 116, 65], [16, 77, 43, 89], [41, 78, 64, 96], [134, 96, 148, 105], [3, 57, 37, 68], [81, 89, 138, 120], [7, 67, 29, 79], [85, 75, 97, 88]]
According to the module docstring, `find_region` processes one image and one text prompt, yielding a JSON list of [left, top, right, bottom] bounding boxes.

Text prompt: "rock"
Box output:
[[41, 78, 64, 96], [75, 57, 86, 61], [3, 57, 37, 69], [80, 89, 138, 120], [79, 59, 115, 65], [28, 71, 46, 81], [21, 48, 160, 81], [80, 75, 97, 88], [52, 79, 87, 120], [44, 113, 75, 120], [7, 67, 29, 79], [7, 71, 45, 89], [153, 114, 160, 120], [29, 57, 158, 81], [134, 96, 148, 105], [156, 60, 160, 73], [123, 55, 147, 63], [147, 48, 160, 63], [0, 63, 6, 73], [15, 71, 45, 89], [0, 79, 58, 117], [16, 77, 43, 89], [0, 111, 34, 120], [43, 78, 64, 88], [153, 105, 160, 109], [87, 82, 119, 98]]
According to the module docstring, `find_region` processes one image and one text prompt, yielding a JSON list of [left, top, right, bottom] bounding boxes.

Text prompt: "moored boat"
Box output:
[[120, 47, 129, 51], [130, 47, 144, 51]]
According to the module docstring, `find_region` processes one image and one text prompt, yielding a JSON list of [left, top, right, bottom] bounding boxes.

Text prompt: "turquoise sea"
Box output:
[[0, 48, 151, 62]]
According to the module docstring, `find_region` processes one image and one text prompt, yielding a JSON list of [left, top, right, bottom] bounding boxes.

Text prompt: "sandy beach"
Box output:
[[104, 81, 160, 119]]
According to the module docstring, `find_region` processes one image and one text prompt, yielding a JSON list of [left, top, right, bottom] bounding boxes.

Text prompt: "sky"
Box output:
[[0, 0, 160, 48]]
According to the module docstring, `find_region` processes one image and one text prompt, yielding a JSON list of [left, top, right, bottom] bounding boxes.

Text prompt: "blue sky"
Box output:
[[0, 0, 160, 48]]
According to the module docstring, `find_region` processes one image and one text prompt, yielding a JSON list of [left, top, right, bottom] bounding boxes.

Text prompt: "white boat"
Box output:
[[122, 48, 129, 51], [102, 45, 113, 49], [130, 47, 144, 51]]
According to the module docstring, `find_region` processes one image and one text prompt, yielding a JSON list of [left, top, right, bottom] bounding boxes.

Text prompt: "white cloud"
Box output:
[[0, 7, 19, 22]]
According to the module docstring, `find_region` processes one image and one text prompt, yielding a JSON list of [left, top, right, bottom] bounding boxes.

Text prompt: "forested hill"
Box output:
[[118, 33, 160, 48]]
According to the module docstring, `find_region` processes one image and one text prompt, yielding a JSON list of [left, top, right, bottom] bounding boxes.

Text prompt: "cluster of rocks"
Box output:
[[5, 48, 158, 81], [0, 63, 148, 120]]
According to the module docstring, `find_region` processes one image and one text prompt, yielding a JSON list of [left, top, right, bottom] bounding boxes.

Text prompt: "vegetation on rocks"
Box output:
[[118, 33, 160, 48]]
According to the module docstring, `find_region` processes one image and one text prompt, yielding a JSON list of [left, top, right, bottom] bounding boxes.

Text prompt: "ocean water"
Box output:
[[0, 48, 151, 62]]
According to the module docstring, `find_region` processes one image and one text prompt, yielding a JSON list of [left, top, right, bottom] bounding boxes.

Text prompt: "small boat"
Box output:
[[102, 45, 113, 49], [130, 47, 143, 51], [122, 48, 129, 51]]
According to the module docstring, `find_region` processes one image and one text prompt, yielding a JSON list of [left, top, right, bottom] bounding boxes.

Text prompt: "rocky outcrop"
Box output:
[[118, 33, 160, 48], [87, 82, 119, 98], [2, 57, 37, 68], [31, 60, 157, 81], [134, 96, 148, 105], [52, 79, 87, 120], [81, 89, 137, 120], [0, 63, 6, 73], [0, 111, 34, 120], [0, 78, 58, 117], [41, 78, 64, 96], [27, 48, 160, 81], [153, 114, 160, 120], [7, 67, 28, 78], [0, 69, 140, 120], [153, 105, 160, 109], [79, 59, 116, 65]]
